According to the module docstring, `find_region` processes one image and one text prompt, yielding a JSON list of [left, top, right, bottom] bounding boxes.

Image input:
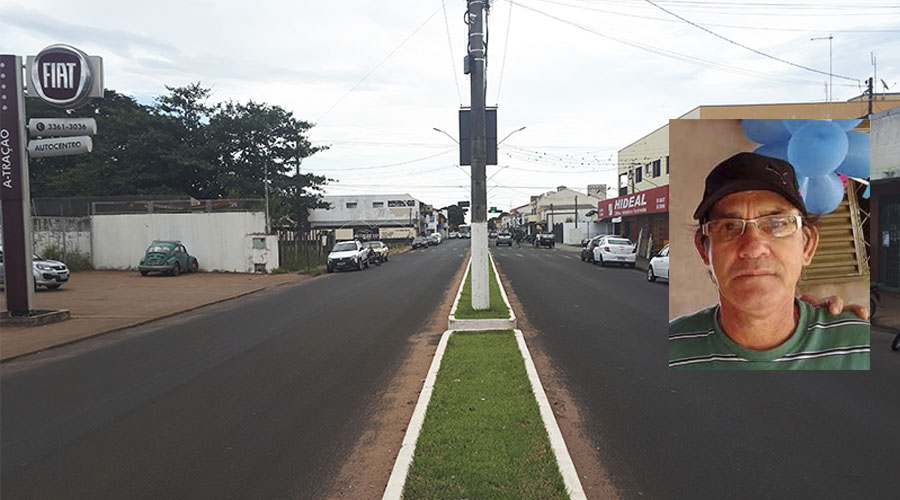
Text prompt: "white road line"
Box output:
[[516, 253, 524, 257]]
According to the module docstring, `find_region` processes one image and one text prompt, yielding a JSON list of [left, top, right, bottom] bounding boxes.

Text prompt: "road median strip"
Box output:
[[383, 252, 585, 499]]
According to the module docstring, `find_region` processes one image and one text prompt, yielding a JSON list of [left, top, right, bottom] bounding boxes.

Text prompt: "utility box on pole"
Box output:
[[459, 107, 497, 166]]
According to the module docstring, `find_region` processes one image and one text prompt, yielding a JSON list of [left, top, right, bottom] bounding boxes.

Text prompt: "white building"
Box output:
[[309, 194, 426, 239]]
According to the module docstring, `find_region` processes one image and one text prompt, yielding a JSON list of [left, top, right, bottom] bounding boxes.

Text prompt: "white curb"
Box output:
[[448, 251, 517, 331], [514, 329, 587, 500], [381, 329, 453, 500]]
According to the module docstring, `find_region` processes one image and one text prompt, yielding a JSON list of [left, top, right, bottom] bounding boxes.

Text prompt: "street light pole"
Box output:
[[467, 0, 490, 310], [811, 34, 833, 102], [433, 127, 459, 144]]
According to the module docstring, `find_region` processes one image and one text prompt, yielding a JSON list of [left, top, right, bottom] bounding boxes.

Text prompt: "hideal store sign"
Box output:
[[597, 185, 669, 219]]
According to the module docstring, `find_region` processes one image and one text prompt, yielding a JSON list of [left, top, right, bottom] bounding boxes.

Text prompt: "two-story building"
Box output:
[[308, 194, 426, 240]]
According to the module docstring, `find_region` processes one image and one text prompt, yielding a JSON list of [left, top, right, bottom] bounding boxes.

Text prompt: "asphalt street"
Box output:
[[1, 239, 469, 500], [492, 243, 899, 500]]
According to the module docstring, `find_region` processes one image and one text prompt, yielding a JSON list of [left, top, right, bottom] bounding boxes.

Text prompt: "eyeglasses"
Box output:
[[701, 214, 803, 242]]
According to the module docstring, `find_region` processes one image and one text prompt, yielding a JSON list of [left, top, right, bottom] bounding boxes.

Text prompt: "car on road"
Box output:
[[593, 236, 636, 268], [426, 234, 439, 246], [489, 231, 498, 239], [412, 236, 429, 249], [449, 231, 459, 239], [0, 246, 70, 289], [327, 240, 371, 272], [139, 241, 199, 276], [534, 233, 555, 248], [580, 236, 602, 262], [647, 243, 669, 282], [496, 232, 513, 246], [364, 241, 390, 264]]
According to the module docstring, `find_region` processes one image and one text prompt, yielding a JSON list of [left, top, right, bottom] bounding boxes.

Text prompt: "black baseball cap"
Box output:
[[693, 152, 808, 222]]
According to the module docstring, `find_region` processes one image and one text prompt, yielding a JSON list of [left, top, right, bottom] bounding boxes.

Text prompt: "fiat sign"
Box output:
[[28, 45, 102, 108]]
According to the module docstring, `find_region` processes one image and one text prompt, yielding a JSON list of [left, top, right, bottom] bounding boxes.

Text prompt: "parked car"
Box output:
[[593, 236, 636, 268], [449, 231, 459, 239], [535, 233, 556, 248], [580, 236, 603, 262], [647, 244, 669, 282], [139, 241, 199, 276], [426, 234, 439, 246], [327, 240, 371, 272], [0, 246, 70, 289], [412, 236, 429, 249], [365, 241, 389, 264], [496, 232, 513, 247], [489, 231, 498, 239]]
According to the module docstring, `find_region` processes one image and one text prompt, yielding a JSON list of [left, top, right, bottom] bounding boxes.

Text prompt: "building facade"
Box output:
[[870, 106, 900, 290], [308, 194, 426, 239]]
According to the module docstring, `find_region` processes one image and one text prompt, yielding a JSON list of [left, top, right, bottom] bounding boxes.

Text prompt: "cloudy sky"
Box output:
[[3, 0, 899, 212]]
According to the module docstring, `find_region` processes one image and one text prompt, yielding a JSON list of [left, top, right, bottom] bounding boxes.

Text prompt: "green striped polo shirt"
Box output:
[[669, 299, 870, 370]]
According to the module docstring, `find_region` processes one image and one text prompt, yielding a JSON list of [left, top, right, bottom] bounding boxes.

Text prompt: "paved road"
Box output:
[[493, 243, 899, 500], [1, 239, 469, 500]]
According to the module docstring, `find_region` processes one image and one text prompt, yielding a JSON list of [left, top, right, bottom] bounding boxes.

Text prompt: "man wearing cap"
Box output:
[[669, 152, 870, 370]]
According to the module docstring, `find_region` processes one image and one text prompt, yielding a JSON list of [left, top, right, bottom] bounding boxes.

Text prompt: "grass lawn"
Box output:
[[453, 258, 511, 320], [403, 331, 569, 500]]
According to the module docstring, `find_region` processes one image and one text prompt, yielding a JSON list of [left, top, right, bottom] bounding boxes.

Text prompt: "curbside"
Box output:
[[514, 329, 587, 500], [448, 251, 517, 331], [381, 329, 453, 500]]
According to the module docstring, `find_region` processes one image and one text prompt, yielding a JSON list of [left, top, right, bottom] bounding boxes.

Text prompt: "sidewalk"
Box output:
[[873, 289, 900, 331], [0, 270, 316, 361]]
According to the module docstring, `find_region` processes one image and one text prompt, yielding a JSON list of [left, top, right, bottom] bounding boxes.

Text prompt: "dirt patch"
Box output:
[[495, 263, 620, 500], [323, 249, 469, 499]]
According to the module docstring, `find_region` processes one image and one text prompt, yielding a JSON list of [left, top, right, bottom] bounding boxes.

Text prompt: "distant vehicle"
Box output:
[[593, 236, 636, 268], [496, 232, 513, 247], [535, 233, 555, 248], [412, 236, 429, 249], [433, 233, 442, 244], [647, 244, 669, 282], [449, 231, 459, 239], [580, 236, 603, 262], [459, 225, 471, 239], [489, 231, 498, 239], [426, 234, 439, 246], [326, 240, 371, 272], [139, 241, 199, 276], [0, 245, 70, 289], [364, 241, 389, 264]]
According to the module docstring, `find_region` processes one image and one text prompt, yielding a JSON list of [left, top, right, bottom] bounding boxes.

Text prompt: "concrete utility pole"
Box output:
[[467, 0, 490, 310], [810, 35, 833, 102]]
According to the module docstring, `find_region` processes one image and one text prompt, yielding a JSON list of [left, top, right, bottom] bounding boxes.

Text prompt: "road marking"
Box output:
[[516, 253, 524, 257]]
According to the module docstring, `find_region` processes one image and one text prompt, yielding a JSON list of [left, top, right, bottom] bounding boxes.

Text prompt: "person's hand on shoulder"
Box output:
[[799, 294, 869, 320]]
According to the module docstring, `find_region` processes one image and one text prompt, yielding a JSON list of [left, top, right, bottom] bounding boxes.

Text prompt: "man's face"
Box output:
[[694, 190, 818, 313]]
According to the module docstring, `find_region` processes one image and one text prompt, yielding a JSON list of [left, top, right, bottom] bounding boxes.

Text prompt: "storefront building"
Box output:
[[596, 185, 669, 257], [871, 107, 900, 290]]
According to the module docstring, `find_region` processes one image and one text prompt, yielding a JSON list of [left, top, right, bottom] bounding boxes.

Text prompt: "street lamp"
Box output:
[[433, 127, 459, 144], [811, 34, 833, 102], [498, 126, 526, 145]]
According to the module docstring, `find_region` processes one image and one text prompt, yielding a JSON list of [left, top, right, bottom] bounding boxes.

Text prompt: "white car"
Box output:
[[326, 240, 371, 272], [449, 232, 459, 239], [592, 236, 636, 268], [0, 246, 70, 289], [647, 244, 669, 282]]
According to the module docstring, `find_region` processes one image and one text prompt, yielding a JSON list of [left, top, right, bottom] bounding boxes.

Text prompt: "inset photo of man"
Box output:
[[668, 119, 870, 370]]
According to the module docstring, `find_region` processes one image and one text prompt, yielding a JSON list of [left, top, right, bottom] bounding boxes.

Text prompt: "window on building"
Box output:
[[252, 237, 266, 249], [652, 159, 661, 178], [646, 163, 651, 175], [666, 156, 670, 174], [346, 202, 358, 209], [635, 167, 643, 184], [619, 172, 629, 196], [372, 201, 384, 208]]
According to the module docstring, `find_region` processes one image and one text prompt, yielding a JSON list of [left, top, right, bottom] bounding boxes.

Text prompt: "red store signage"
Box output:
[[597, 185, 669, 219]]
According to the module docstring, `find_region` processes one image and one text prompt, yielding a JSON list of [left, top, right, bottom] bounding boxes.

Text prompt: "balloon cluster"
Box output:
[[741, 119, 870, 214]]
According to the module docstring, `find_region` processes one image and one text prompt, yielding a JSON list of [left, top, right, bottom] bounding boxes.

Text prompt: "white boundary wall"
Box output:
[[91, 212, 273, 272]]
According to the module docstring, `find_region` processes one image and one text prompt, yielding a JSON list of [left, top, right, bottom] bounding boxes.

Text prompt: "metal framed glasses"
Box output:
[[701, 214, 803, 242]]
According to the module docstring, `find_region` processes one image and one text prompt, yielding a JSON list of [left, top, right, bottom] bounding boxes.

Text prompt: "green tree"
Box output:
[[443, 204, 466, 229]]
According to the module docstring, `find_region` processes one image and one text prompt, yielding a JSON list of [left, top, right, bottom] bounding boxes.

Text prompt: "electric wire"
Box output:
[[495, 0, 514, 105], [441, 0, 465, 105], [642, 0, 860, 82], [314, 6, 441, 124]]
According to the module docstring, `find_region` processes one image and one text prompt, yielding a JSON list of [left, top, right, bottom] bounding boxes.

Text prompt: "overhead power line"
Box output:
[[309, 148, 455, 172], [641, 0, 860, 82], [441, 0, 464, 105], [495, 0, 514, 105], [315, 6, 441, 124]]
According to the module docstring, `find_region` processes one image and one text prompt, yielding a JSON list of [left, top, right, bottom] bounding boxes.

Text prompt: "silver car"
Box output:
[[0, 246, 70, 290]]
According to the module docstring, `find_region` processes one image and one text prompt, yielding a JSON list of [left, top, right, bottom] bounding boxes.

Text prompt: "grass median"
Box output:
[[453, 257, 510, 320], [403, 330, 569, 500]]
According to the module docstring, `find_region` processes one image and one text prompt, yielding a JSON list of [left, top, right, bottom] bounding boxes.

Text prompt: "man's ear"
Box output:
[[801, 225, 819, 265], [693, 230, 711, 266]]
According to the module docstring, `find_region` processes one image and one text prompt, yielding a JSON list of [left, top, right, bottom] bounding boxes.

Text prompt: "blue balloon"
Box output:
[[863, 184, 870, 200], [833, 118, 863, 131], [742, 119, 791, 145], [802, 173, 845, 215], [836, 131, 870, 178], [753, 141, 789, 162], [783, 119, 817, 134], [787, 120, 849, 178]]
